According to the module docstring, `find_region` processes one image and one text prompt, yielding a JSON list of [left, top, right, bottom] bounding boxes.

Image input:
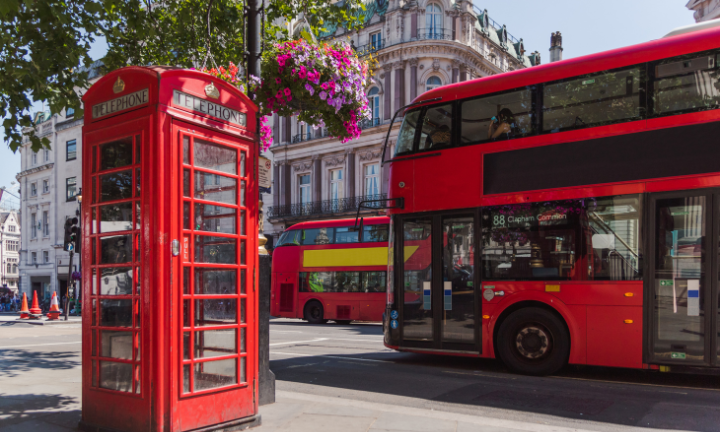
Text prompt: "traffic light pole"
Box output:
[[65, 249, 74, 321]]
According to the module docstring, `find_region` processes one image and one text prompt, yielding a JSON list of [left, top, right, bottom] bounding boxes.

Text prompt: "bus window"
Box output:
[[362, 271, 386, 293], [651, 50, 720, 116], [276, 230, 299, 246], [461, 88, 533, 144], [300, 228, 334, 245], [335, 227, 359, 244], [587, 194, 643, 280], [333, 272, 361, 292], [394, 109, 422, 155], [543, 65, 643, 133], [363, 224, 389, 242], [481, 201, 579, 280], [418, 104, 454, 151]]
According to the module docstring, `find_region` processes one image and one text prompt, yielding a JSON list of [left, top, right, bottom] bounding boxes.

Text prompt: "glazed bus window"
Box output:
[[334, 227, 359, 244], [363, 224, 389, 242], [543, 66, 644, 133], [587, 195, 643, 280], [418, 104, 454, 151], [300, 228, 334, 245], [394, 109, 422, 155], [460, 88, 533, 144], [481, 201, 580, 280], [652, 49, 720, 116], [275, 229, 299, 246]]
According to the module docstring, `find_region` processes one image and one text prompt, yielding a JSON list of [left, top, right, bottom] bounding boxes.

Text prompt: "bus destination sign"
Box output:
[[92, 88, 149, 119], [173, 90, 247, 127]]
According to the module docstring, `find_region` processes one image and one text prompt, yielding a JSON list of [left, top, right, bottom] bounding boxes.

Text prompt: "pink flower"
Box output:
[[275, 78, 281, 85], [284, 88, 291, 96]]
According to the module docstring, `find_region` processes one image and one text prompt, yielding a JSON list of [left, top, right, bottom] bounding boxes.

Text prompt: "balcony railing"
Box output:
[[267, 193, 387, 219], [353, 40, 386, 57], [416, 29, 453, 41], [359, 117, 382, 129]]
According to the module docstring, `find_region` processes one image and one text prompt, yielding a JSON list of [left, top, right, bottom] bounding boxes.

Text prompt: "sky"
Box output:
[[0, 0, 699, 201]]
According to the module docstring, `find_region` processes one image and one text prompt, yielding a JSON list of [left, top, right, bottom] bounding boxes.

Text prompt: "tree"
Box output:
[[1, 0, 366, 153]]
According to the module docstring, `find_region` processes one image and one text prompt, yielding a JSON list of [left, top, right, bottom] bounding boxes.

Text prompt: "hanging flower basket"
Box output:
[[202, 39, 372, 150]]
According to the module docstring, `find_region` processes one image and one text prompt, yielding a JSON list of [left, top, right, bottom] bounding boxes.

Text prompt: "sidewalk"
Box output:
[[0, 314, 81, 325]]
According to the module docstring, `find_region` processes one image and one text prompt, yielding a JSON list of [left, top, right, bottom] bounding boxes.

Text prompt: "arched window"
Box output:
[[368, 87, 380, 124], [426, 76, 442, 92], [426, 4, 443, 38]]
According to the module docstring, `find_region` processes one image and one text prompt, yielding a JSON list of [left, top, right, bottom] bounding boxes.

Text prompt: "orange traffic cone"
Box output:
[[17, 293, 30, 319], [29, 290, 42, 316], [47, 292, 61, 320]]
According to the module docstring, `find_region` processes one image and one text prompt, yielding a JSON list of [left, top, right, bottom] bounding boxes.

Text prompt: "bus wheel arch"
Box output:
[[492, 301, 571, 376], [303, 300, 328, 324]]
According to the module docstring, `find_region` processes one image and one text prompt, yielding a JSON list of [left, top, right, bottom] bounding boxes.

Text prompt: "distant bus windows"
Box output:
[[652, 50, 720, 116], [543, 66, 643, 133], [418, 104, 454, 151], [335, 227, 359, 244], [364, 224, 389, 242], [362, 271, 386, 293], [276, 230, 299, 246], [461, 88, 533, 144], [300, 228, 334, 245], [394, 109, 422, 155]]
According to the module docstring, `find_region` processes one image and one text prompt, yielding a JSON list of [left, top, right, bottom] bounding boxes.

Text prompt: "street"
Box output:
[[2, 318, 720, 432]]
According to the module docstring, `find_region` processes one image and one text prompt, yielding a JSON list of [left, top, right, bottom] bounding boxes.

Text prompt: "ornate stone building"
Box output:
[[265, 0, 538, 241], [687, 0, 720, 22]]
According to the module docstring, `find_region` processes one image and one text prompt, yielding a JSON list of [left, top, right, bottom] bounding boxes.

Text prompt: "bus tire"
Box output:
[[496, 307, 569, 376], [334, 320, 352, 325], [303, 301, 327, 324]]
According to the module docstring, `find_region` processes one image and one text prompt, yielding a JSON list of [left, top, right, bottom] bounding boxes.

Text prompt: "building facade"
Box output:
[[687, 0, 720, 22], [266, 0, 538, 238], [15, 62, 104, 301], [0, 211, 20, 292]]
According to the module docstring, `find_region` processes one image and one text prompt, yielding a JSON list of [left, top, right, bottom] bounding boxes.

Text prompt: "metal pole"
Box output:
[[65, 249, 73, 321]]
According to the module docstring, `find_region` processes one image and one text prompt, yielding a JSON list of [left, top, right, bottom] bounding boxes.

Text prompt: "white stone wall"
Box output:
[[687, 0, 720, 22], [0, 212, 21, 291]]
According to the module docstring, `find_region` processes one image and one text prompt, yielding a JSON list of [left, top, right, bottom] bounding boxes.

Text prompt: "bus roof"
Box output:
[[285, 216, 389, 231], [416, 24, 720, 108]]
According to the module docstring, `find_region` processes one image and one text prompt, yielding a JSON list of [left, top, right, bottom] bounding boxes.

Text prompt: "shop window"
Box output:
[[461, 88, 534, 144], [651, 49, 720, 116], [481, 194, 643, 281], [542, 65, 644, 133]]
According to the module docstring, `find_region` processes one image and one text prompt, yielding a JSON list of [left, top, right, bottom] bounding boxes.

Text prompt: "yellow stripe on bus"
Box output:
[[303, 246, 419, 268]]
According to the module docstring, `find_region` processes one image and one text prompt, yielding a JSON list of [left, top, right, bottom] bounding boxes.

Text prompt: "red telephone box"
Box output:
[[80, 67, 260, 432]]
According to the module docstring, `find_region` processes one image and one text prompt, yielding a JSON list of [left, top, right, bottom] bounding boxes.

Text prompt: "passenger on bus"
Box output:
[[424, 124, 451, 148], [488, 108, 516, 141]]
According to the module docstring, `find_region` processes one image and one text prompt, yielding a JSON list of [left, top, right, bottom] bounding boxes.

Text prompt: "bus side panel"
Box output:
[[359, 293, 385, 321], [587, 306, 643, 369], [272, 272, 300, 319]]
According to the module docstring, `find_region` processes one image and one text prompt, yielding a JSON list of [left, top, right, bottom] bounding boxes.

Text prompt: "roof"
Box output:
[[0, 212, 9, 225], [286, 216, 389, 231], [415, 24, 720, 106]]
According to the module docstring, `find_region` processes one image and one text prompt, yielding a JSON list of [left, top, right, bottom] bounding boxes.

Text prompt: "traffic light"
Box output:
[[64, 217, 79, 252]]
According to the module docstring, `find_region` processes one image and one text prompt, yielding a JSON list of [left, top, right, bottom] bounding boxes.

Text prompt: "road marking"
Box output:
[[0, 341, 81, 349], [269, 338, 328, 347]]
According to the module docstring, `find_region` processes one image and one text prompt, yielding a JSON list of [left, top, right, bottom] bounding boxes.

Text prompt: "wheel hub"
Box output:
[[515, 325, 550, 359]]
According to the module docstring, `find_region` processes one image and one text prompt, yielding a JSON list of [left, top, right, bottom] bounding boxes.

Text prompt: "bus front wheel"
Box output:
[[497, 307, 569, 376], [303, 301, 327, 324]]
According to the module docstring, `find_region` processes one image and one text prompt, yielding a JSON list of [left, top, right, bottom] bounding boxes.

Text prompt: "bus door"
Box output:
[[398, 212, 480, 353], [647, 189, 719, 367]]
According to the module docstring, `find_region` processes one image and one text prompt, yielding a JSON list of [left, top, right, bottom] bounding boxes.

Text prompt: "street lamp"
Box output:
[[74, 188, 82, 316]]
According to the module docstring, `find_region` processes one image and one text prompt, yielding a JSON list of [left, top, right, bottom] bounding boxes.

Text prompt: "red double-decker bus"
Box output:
[[271, 217, 390, 324], [382, 23, 720, 375]]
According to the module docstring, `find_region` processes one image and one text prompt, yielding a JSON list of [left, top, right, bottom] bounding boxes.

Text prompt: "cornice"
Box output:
[[16, 163, 54, 180]]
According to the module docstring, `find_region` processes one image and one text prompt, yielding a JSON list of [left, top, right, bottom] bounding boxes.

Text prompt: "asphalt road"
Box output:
[[2, 318, 720, 431], [269, 318, 720, 432]]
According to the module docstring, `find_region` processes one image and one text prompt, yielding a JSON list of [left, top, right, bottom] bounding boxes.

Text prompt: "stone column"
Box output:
[[409, 58, 418, 102], [283, 116, 291, 143], [345, 149, 356, 199], [282, 163, 291, 207], [272, 162, 280, 209], [394, 61, 406, 117], [312, 155, 322, 203], [383, 65, 392, 120], [460, 63, 468, 82], [411, 13, 418, 39], [452, 60, 460, 84], [382, 142, 392, 195], [452, 16, 457, 40], [272, 113, 279, 144]]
